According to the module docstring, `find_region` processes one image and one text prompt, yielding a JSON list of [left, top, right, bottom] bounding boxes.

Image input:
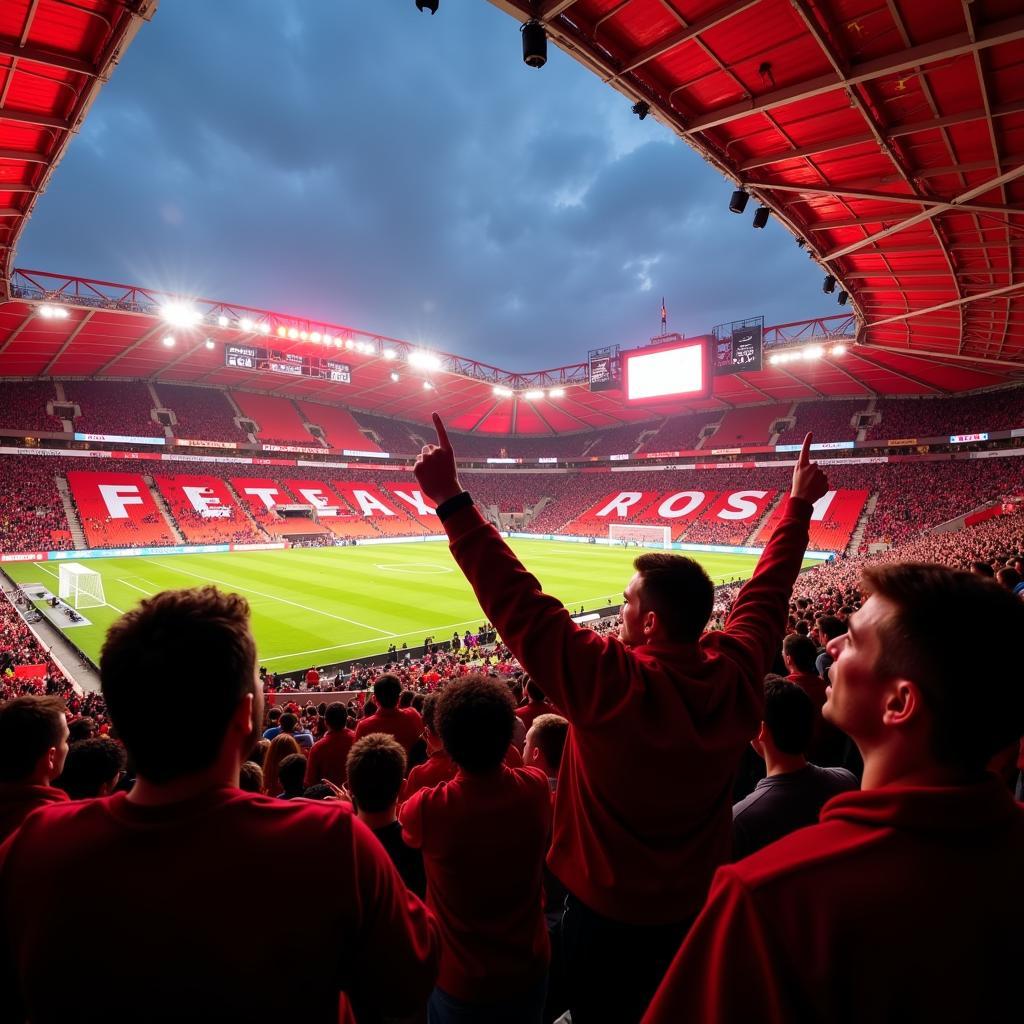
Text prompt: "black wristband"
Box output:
[[436, 490, 473, 523]]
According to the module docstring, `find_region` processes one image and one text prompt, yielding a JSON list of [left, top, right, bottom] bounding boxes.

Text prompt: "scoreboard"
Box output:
[[224, 345, 351, 383]]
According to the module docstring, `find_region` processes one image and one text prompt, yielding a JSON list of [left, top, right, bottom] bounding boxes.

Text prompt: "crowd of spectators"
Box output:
[[0, 457, 74, 553], [639, 411, 720, 452], [154, 383, 249, 443], [775, 398, 866, 444], [0, 382, 62, 434], [61, 381, 160, 437], [866, 388, 1024, 440]]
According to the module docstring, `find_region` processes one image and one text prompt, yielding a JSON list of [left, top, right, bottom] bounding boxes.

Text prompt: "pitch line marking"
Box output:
[[118, 578, 155, 597], [141, 558, 397, 638]]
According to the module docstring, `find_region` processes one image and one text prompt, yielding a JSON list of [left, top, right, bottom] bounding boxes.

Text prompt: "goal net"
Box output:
[[58, 563, 105, 610], [608, 523, 671, 549]]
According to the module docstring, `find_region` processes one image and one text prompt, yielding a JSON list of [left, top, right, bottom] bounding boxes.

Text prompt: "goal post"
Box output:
[[608, 523, 672, 549], [58, 563, 105, 610]]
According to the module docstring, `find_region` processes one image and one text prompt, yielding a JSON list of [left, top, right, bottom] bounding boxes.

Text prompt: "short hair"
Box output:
[[263, 733, 301, 795], [67, 716, 97, 743], [324, 702, 348, 731], [529, 714, 568, 773], [265, 707, 282, 724], [238, 761, 263, 792], [0, 696, 67, 783], [436, 674, 514, 774], [100, 587, 257, 784], [762, 677, 814, 755], [971, 561, 995, 578], [633, 553, 714, 642], [346, 734, 406, 812], [302, 783, 334, 800], [57, 737, 126, 799], [420, 694, 439, 735], [278, 712, 297, 734], [373, 674, 401, 709], [525, 678, 546, 703], [277, 753, 307, 797], [248, 737, 270, 767], [794, 619, 810, 637], [398, 690, 414, 708], [815, 615, 844, 642], [783, 634, 818, 673], [996, 567, 1021, 591], [862, 563, 1024, 772]]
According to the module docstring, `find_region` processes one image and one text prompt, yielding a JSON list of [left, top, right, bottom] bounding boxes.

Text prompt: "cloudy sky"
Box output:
[[20, 1, 837, 370]]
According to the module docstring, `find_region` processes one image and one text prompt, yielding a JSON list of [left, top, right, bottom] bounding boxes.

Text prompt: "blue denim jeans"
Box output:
[[427, 975, 548, 1024]]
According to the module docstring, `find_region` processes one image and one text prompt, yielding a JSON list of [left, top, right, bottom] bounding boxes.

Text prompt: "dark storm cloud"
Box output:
[[20, 1, 837, 369]]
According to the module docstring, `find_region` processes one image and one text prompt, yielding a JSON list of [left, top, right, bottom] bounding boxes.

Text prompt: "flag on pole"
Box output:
[[660, 298, 667, 329]]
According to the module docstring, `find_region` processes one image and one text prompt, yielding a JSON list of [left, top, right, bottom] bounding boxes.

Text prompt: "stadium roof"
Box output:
[[0, 0, 156, 283], [487, 0, 1024, 368], [0, 1, 1022, 435]]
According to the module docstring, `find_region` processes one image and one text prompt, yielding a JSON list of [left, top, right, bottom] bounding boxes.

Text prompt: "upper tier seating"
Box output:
[[155, 384, 248, 443], [775, 399, 867, 444], [866, 390, 1024, 440], [232, 392, 315, 445], [639, 412, 721, 453], [62, 381, 159, 437], [708, 403, 791, 446], [296, 401, 382, 453], [0, 382, 62, 433]]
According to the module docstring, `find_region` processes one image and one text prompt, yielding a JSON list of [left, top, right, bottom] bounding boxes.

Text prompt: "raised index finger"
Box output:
[[799, 432, 813, 465], [432, 412, 453, 452]]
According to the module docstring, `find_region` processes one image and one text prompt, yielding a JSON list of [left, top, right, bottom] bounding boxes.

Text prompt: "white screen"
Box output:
[[626, 343, 704, 400]]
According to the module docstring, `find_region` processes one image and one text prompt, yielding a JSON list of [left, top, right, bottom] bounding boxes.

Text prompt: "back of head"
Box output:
[[971, 561, 995, 579], [436, 674, 514, 774], [529, 714, 569, 774], [100, 586, 256, 785], [996, 567, 1021, 591], [634, 553, 714, 642], [263, 733, 301, 794], [278, 712, 297, 734], [762, 677, 814, 756], [783, 634, 818, 673], [277, 753, 307, 797], [67, 716, 97, 744], [57, 737, 126, 799], [862, 562, 1024, 773], [238, 760, 263, 793], [0, 696, 67, 784], [373, 674, 401, 710], [815, 615, 844, 644], [324, 702, 348, 732], [346, 734, 406, 812], [525, 678, 546, 703]]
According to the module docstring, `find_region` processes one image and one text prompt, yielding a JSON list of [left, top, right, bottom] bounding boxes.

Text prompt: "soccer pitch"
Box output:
[[4, 541, 822, 675]]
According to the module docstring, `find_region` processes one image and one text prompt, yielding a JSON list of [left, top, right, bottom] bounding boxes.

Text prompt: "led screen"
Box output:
[[623, 338, 710, 403]]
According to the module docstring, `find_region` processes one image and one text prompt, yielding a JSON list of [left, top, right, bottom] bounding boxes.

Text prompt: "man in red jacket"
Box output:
[[304, 700, 355, 789], [643, 563, 1024, 1023], [354, 673, 423, 756], [0, 586, 439, 1023], [415, 415, 827, 1023]]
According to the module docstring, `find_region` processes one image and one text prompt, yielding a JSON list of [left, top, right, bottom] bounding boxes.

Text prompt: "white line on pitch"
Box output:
[[34, 563, 125, 614], [118, 579, 154, 596], [141, 558, 396, 637]]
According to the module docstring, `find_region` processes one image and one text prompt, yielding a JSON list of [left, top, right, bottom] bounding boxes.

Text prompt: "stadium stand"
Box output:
[[707, 403, 791, 446], [154, 383, 248, 443], [582, 421, 657, 457], [775, 399, 866, 444], [231, 392, 315, 445], [0, 457, 73, 553], [66, 470, 176, 548], [866, 390, 1024, 440], [753, 488, 869, 551], [295, 401, 382, 452], [151, 474, 264, 544], [281, 478, 384, 538], [61, 381, 159, 437], [0, 382, 61, 434], [640, 411, 721, 453], [227, 477, 330, 537], [350, 410, 427, 454]]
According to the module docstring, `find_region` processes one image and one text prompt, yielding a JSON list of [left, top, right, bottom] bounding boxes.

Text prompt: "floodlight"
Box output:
[[383, 349, 398, 360], [162, 335, 176, 347], [523, 389, 544, 401], [204, 338, 215, 350], [548, 388, 565, 398], [752, 206, 769, 229], [423, 381, 434, 390], [807, 346, 824, 359], [345, 339, 355, 350], [769, 355, 779, 365], [823, 274, 836, 294], [161, 302, 201, 328], [310, 331, 321, 343], [299, 331, 308, 341], [729, 190, 749, 214], [217, 315, 229, 327], [287, 328, 299, 340], [493, 386, 513, 398], [277, 326, 287, 337], [390, 372, 400, 382], [240, 318, 254, 332], [522, 19, 546, 68], [409, 350, 442, 371], [632, 100, 650, 120], [258, 322, 270, 334], [832, 344, 847, 356]]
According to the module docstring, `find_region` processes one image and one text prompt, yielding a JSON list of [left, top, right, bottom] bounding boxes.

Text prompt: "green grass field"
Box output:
[[4, 541, 821, 675]]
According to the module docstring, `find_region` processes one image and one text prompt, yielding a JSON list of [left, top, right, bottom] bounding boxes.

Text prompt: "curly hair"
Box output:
[[436, 674, 514, 774]]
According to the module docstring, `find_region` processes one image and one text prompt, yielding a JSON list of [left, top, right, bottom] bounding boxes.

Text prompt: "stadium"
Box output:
[[0, 2, 1022, 1023]]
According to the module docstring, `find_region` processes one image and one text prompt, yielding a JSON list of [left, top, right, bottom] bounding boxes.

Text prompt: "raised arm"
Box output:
[[414, 414, 627, 721], [715, 433, 827, 677]]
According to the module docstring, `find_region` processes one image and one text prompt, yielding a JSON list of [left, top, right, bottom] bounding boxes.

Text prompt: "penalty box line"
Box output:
[[141, 558, 397, 638]]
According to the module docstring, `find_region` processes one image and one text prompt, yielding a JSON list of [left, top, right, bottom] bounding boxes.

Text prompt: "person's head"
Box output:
[[436, 674, 514, 775], [262, 733, 301, 795], [301, 783, 333, 800], [783, 634, 818, 675], [794, 619, 810, 637], [996, 567, 1021, 592], [621, 553, 714, 646], [56, 737, 126, 799], [755, 677, 814, 761], [373, 674, 401, 710], [324, 702, 348, 733], [346, 734, 406, 814], [524, 714, 569, 778], [971, 560, 995, 579], [277, 753, 307, 798], [100, 587, 260, 785], [248, 737, 270, 767], [278, 712, 297, 735], [265, 707, 282, 727], [0, 695, 69, 785], [814, 615, 844, 646], [238, 760, 263, 793], [525, 678, 546, 704], [67, 716, 97, 743], [398, 690, 414, 709], [824, 563, 1024, 778]]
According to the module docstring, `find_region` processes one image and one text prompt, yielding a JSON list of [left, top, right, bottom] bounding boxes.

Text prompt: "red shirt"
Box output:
[[404, 748, 523, 803], [442, 497, 812, 925], [306, 668, 320, 687], [786, 670, 827, 708], [355, 707, 424, 755], [0, 788, 439, 1022], [516, 700, 557, 731], [401, 765, 552, 1001], [304, 728, 357, 789], [0, 784, 68, 845], [644, 780, 1024, 1023]]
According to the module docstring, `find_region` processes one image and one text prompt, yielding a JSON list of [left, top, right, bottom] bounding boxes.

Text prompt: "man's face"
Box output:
[[524, 725, 541, 769], [822, 594, 894, 746], [619, 572, 649, 647], [51, 714, 70, 779]]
